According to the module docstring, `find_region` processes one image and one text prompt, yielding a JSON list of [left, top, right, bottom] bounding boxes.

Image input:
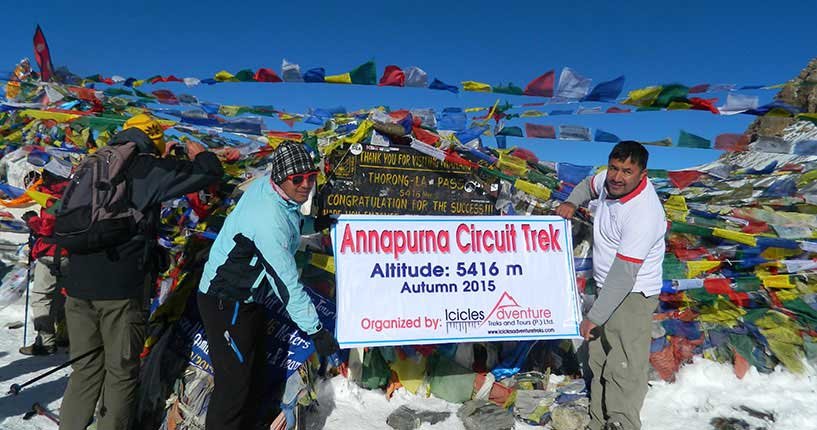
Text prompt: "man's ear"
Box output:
[[639, 168, 647, 181]]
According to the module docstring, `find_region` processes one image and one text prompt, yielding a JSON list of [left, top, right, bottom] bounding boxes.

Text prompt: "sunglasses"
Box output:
[[286, 171, 318, 185]]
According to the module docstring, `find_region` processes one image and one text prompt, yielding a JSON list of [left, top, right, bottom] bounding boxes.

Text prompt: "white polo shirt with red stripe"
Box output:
[[589, 169, 666, 296]]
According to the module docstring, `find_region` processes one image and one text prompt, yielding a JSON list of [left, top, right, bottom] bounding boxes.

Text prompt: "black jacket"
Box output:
[[63, 128, 223, 300]]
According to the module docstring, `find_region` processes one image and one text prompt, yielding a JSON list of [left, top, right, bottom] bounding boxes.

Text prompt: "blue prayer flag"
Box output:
[[429, 78, 459, 94], [594, 129, 621, 143], [583, 76, 625, 102], [303, 68, 326, 83]]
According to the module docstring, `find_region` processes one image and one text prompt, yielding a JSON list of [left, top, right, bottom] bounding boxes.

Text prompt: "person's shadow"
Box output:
[[0, 350, 69, 385], [0, 376, 67, 424]]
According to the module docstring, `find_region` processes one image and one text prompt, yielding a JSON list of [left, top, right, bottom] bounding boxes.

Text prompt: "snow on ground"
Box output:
[[1, 297, 815, 429], [642, 357, 817, 430], [0, 300, 71, 429]]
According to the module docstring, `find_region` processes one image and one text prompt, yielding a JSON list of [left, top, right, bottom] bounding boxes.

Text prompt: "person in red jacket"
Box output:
[[20, 159, 71, 356]]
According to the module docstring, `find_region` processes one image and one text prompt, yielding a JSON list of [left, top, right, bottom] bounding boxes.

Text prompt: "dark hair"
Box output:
[[608, 140, 648, 170]]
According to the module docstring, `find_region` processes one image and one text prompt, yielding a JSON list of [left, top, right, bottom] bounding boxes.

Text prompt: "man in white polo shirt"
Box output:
[[555, 141, 666, 430]]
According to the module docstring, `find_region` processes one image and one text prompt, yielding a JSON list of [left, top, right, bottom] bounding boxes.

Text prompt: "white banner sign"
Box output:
[[332, 215, 581, 348]]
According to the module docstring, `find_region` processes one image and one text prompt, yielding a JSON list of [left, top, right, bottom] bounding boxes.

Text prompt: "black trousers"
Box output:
[[198, 292, 268, 430]]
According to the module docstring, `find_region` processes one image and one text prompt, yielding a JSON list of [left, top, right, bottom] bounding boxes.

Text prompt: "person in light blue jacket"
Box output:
[[198, 141, 338, 430]]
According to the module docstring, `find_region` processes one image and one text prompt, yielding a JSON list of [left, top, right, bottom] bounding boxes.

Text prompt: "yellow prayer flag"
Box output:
[[760, 246, 802, 260], [214, 70, 238, 82], [685, 260, 722, 278], [389, 356, 427, 394], [462, 81, 492, 92], [465, 107, 488, 113], [799, 169, 817, 186], [712, 228, 757, 246], [25, 189, 55, 207], [325, 73, 352, 84], [667, 101, 692, 110], [520, 110, 546, 118], [278, 113, 301, 123], [622, 86, 662, 107], [219, 105, 242, 117], [473, 100, 500, 127], [309, 253, 335, 274], [763, 275, 795, 289], [344, 120, 373, 144], [514, 179, 552, 201], [774, 289, 800, 301], [131, 80, 146, 88], [663, 195, 688, 222], [698, 297, 746, 326], [498, 152, 528, 177], [797, 113, 817, 124], [19, 109, 80, 122]]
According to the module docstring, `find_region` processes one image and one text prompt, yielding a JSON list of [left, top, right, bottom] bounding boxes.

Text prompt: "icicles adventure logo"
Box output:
[[444, 291, 554, 334]]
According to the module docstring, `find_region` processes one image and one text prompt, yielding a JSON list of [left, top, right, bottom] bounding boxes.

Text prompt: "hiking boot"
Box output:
[[19, 343, 57, 356], [604, 422, 624, 430]]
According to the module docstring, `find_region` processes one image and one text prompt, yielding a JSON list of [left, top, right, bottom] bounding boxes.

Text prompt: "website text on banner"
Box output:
[[332, 215, 581, 348]]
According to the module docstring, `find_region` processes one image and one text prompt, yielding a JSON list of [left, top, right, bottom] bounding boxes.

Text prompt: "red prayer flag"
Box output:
[[267, 131, 302, 141], [688, 97, 719, 114], [714, 134, 750, 152], [444, 150, 478, 169], [67, 86, 101, 102], [733, 351, 750, 379], [152, 90, 179, 105], [703, 278, 732, 295], [412, 126, 440, 145], [33, 25, 55, 82], [523, 70, 554, 97], [379, 65, 405, 87], [667, 170, 702, 189], [606, 107, 631, 114], [254, 68, 283, 83], [277, 112, 296, 128], [524, 123, 555, 139], [688, 84, 710, 94]]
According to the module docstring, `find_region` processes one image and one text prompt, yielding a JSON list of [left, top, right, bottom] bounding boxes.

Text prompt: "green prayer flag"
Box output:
[[497, 126, 524, 137], [526, 169, 560, 189], [642, 138, 673, 147], [678, 130, 711, 149], [670, 221, 713, 237], [652, 84, 689, 108], [734, 277, 761, 292], [493, 83, 524, 95], [103, 88, 133, 97], [234, 69, 255, 82], [662, 254, 687, 280], [349, 61, 377, 85]]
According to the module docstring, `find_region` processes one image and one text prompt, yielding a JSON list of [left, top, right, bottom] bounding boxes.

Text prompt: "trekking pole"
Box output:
[[22, 232, 34, 348], [8, 346, 103, 395]]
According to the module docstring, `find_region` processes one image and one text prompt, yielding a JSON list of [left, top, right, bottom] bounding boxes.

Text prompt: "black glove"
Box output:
[[313, 214, 339, 233], [311, 327, 339, 358], [22, 211, 37, 224]]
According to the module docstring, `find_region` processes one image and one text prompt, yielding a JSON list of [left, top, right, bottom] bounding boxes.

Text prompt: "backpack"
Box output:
[[52, 141, 144, 253]]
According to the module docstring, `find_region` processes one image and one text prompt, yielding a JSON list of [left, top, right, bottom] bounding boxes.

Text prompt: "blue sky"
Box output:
[[3, 0, 815, 169]]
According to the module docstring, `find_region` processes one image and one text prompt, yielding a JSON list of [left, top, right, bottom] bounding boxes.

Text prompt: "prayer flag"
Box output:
[[379, 65, 405, 86], [524, 70, 554, 97]]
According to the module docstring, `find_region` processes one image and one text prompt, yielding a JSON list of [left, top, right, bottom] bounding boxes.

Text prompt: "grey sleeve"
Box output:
[[565, 176, 595, 207], [586, 257, 641, 325]]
